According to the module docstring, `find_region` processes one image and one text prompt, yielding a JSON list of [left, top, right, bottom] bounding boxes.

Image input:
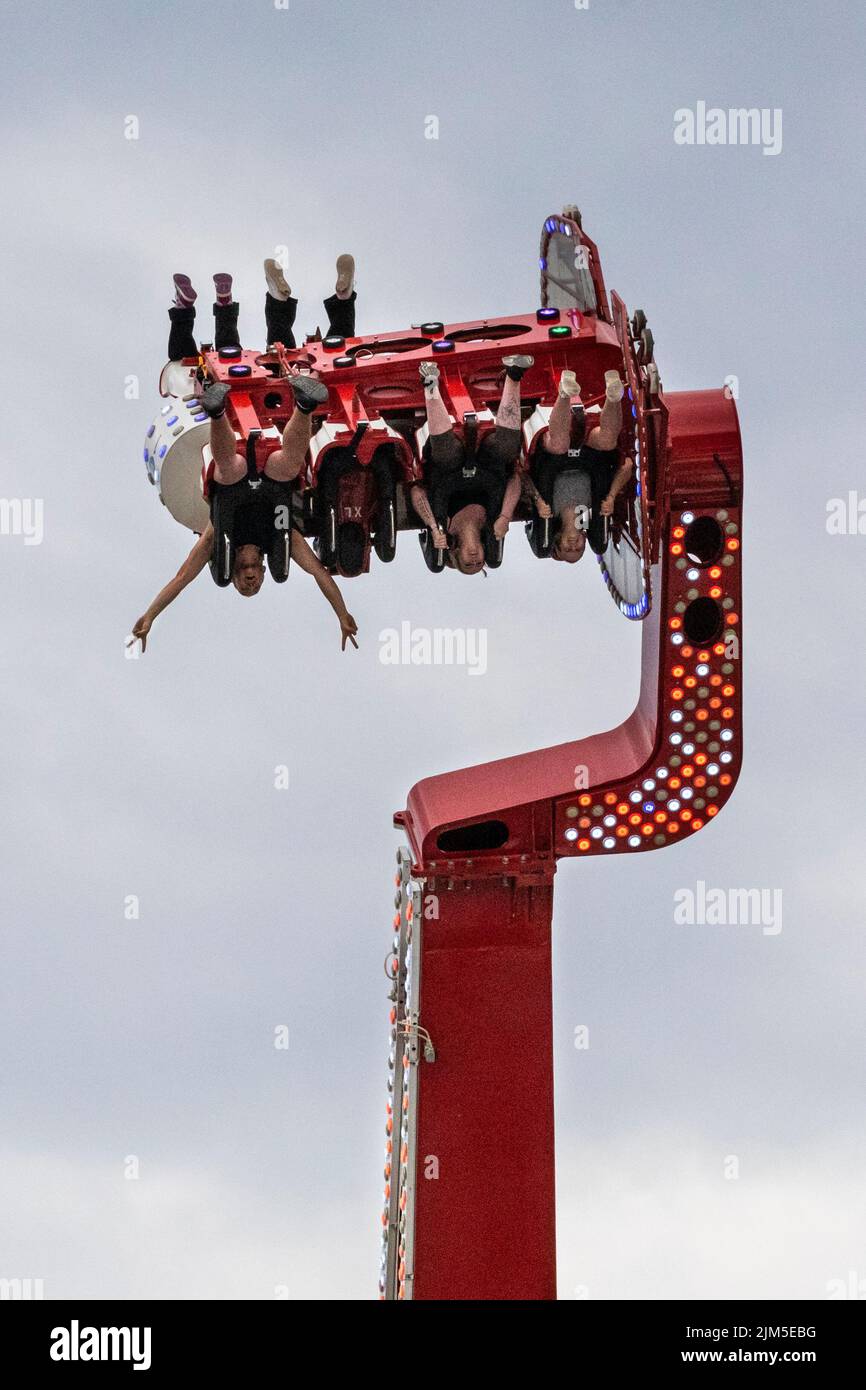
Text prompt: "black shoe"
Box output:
[[291, 374, 329, 414], [502, 354, 535, 382], [201, 382, 231, 418]]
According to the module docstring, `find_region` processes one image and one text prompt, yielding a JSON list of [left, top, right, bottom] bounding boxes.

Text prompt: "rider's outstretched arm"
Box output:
[[290, 529, 359, 650], [129, 523, 214, 651], [410, 483, 447, 548], [601, 457, 634, 513], [493, 467, 524, 536], [499, 468, 523, 522], [522, 471, 551, 518]]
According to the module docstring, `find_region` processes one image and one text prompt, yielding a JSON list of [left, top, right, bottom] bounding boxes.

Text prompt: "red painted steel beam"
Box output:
[[409, 877, 557, 1301], [398, 388, 742, 876]]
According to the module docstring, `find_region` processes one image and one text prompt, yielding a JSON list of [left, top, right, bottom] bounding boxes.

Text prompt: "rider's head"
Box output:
[[556, 528, 589, 561], [448, 525, 486, 575], [233, 544, 265, 596], [553, 505, 587, 564]]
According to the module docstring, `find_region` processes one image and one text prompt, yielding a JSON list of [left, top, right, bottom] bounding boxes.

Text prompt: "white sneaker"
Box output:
[[264, 258, 291, 299], [605, 370, 625, 402], [335, 253, 355, 299], [559, 370, 581, 399]]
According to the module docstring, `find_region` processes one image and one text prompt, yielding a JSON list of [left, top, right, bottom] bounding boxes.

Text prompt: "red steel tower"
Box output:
[[379, 212, 743, 1300]]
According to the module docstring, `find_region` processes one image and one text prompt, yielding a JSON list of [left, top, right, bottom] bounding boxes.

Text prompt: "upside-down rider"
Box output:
[[525, 368, 633, 562], [409, 355, 533, 574], [129, 271, 358, 651]]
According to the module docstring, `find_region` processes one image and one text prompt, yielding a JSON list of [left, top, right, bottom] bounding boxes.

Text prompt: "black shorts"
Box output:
[[209, 475, 300, 551], [427, 424, 522, 474]]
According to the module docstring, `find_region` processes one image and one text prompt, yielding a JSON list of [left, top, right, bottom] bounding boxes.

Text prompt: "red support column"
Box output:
[[410, 875, 557, 1301]]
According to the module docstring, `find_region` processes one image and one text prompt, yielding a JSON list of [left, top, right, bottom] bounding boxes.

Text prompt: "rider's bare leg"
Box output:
[[495, 375, 523, 432], [586, 398, 622, 450], [264, 372, 328, 481], [264, 407, 313, 482], [586, 372, 624, 450], [424, 380, 453, 437], [209, 413, 246, 485], [545, 397, 572, 455], [546, 370, 581, 454]]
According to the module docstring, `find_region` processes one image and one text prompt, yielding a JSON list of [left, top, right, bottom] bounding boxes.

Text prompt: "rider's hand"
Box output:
[[128, 615, 152, 653], [433, 527, 448, 551], [536, 500, 553, 520], [600, 495, 614, 516], [493, 515, 510, 539], [340, 613, 359, 650]]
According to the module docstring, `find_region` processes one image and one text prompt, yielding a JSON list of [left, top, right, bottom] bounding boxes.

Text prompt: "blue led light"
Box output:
[[158, 444, 167, 458], [432, 338, 455, 352], [194, 412, 207, 422], [539, 257, 547, 270], [643, 801, 655, 814], [166, 415, 178, 427], [143, 448, 149, 462], [147, 425, 155, 437]]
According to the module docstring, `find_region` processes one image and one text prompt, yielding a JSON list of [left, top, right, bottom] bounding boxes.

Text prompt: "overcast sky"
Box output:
[[0, 0, 864, 1300]]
